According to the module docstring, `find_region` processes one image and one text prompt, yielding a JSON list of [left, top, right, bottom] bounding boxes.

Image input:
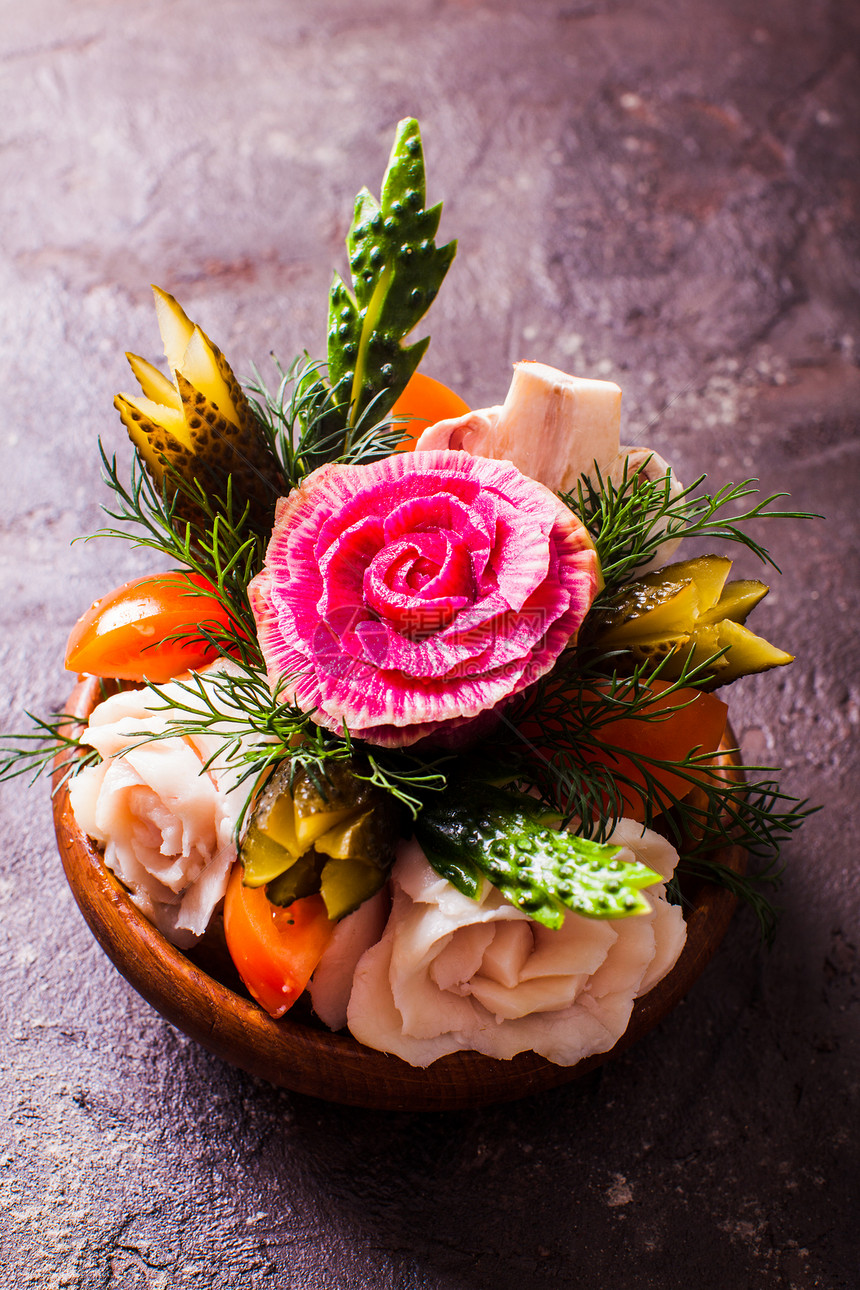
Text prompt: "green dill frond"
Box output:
[[246, 355, 409, 491], [0, 710, 100, 792], [89, 445, 264, 653], [339, 386, 413, 466], [497, 654, 816, 944], [564, 466, 820, 591], [113, 659, 450, 832], [506, 662, 815, 850], [356, 749, 450, 819], [670, 851, 786, 947], [246, 354, 346, 486]]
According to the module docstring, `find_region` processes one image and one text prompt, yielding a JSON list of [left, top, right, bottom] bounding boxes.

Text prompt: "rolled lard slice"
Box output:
[[416, 361, 621, 496]]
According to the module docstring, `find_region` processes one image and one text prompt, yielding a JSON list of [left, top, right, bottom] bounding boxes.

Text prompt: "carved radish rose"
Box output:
[[249, 449, 601, 747]]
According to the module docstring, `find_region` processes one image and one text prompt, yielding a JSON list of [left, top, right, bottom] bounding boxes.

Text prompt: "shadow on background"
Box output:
[[164, 914, 850, 1290]]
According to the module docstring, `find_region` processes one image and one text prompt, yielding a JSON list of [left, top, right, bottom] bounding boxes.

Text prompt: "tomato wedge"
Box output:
[[223, 866, 334, 1018], [391, 371, 470, 450], [584, 682, 728, 821], [522, 680, 728, 823], [65, 571, 237, 682]]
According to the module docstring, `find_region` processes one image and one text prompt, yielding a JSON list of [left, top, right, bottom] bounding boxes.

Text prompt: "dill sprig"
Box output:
[[497, 653, 815, 936], [246, 355, 342, 484], [669, 852, 785, 947], [118, 658, 449, 831], [503, 654, 814, 845], [91, 444, 264, 653], [566, 464, 819, 590], [0, 710, 100, 791], [0, 673, 124, 792], [353, 748, 450, 820], [246, 354, 409, 491]]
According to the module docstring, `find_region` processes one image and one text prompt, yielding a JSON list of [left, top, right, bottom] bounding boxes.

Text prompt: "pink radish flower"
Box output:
[[249, 450, 600, 747]]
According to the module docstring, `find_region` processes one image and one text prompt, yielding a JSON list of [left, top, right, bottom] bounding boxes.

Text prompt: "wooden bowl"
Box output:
[[54, 676, 746, 1111]]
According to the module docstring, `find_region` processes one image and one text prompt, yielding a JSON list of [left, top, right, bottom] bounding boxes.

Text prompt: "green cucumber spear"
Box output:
[[416, 782, 662, 929], [323, 118, 456, 439]]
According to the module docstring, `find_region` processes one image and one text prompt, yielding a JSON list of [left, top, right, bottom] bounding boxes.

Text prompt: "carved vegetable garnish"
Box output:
[[584, 554, 793, 686], [241, 759, 404, 921], [115, 288, 286, 535]]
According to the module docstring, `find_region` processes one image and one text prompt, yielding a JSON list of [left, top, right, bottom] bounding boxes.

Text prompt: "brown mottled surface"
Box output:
[[1, 2, 857, 1287]]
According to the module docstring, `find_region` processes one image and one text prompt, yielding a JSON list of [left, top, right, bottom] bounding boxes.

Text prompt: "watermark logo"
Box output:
[[312, 602, 551, 678]]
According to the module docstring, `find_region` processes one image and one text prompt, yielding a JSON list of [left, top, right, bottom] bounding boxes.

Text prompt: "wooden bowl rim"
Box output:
[[53, 676, 746, 1111]]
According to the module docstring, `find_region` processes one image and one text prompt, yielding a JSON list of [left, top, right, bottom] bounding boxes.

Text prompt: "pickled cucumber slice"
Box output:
[[314, 810, 375, 860], [704, 619, 793, 684], [639, 618, 793, 688], [125, 352, 182, 409], [618, 632, 692, 666], [699, 579, 769, 627], [240, 829, 295, 888], [266, 852, 325, 906], [265, 851, 387, 920], [153, 285, 195, 374], [601, 555, 730, 619], [115, 392, 193, 459], [261, 792, 301, 856], [597, 554, 733, 646], [319, 857, 387, 921], [598, 579, 698, 647], [586, 554, 791, 689], [669, 554, 732, 612], [290, 761, 381, 851], [246, 763, 301, 854], [180, 327, 245, 428], [116, 287, 286, 536], [241, 762, 308, 887], [240, 756, 405, 917], [666, 623, 725, 679], [291, 761, 374, 818], [294, 805, 357, 853], [315, 805, 402, 868]]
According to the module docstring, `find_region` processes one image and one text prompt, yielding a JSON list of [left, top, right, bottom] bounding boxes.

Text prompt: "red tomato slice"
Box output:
[[223, 866, 334, 1018], [584, 682, 728, 821], [390, 371, 470, 451], [65, 572, 237, 682], [522, 680, 728, 823]]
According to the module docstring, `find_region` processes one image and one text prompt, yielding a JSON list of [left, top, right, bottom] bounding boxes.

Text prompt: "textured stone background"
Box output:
[[1, 2, 858, 1286]]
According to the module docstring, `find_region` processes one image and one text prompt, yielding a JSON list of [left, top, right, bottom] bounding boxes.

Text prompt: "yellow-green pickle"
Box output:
[[240, 759, 404, 920], [584, 554, 793, 686]]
